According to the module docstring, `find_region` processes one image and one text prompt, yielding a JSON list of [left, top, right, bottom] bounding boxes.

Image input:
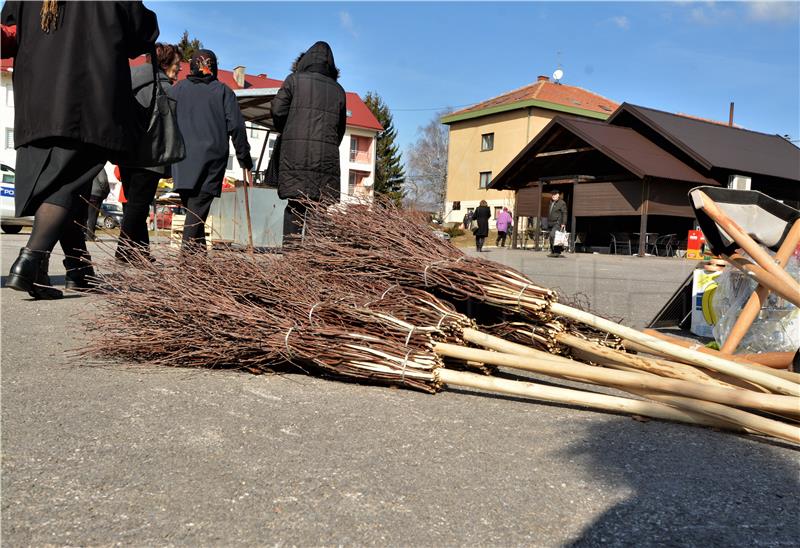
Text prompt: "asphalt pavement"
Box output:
[[2, 234, 798, 546]]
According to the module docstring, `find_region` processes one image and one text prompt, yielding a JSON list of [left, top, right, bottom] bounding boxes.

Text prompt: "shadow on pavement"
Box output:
[[566, 420, 800, 546]]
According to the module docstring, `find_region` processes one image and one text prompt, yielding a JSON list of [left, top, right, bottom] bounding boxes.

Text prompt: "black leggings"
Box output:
[[180, 190, 216, 250], [475, 236, 486, 251], [117, 168, 160, 258]]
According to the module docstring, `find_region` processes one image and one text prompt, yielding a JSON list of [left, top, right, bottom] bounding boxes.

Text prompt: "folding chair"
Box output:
[[689, 187, 800, 353], [609, 232, 632, 255]]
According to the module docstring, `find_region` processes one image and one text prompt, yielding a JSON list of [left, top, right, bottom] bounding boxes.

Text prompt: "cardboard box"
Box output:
[[690, 268, 721, 338]]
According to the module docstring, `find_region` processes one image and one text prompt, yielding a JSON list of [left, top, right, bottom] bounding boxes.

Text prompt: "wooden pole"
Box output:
[[435, 368, 738, 432], [547, 302, 800, 396], [721, 220, 800, 353], [554, 332, 734, 388], [725, 253, 800, 308], [637, 178, 649, 256], [242, 168, 254, 252], [640, 329, 800, 383], [690, 190, 800, 294], [439, 338, 800, 414], [643, 393, 799, 444]]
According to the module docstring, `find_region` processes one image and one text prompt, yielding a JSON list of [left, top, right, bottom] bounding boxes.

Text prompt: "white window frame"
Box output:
[[5, 128, 13, 149]]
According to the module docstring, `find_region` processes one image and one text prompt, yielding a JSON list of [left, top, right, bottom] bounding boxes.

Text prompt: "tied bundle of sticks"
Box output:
[[84, 200, 800, 444]]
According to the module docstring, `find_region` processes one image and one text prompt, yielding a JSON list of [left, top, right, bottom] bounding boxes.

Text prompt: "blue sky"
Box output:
[[150, 1, 800, 157]]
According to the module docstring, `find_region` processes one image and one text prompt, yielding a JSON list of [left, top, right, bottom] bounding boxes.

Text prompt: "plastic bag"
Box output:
[[554, 230, 569, 248], [712, 253, 799, 353]]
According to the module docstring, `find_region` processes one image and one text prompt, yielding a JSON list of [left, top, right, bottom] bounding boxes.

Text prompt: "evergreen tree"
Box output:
[[178, 30, 203, 62], [364, 91, 405, 204]]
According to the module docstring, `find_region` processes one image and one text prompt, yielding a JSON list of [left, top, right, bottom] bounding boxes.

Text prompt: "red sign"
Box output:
[[687, 230, 705, 251]]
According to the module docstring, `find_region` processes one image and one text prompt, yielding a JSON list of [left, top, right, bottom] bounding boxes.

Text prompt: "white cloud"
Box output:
[[747, 1, 800, 22], [685, 2, 736, 25], [610, 15, 630, 29], [339, 11, 358, 38]]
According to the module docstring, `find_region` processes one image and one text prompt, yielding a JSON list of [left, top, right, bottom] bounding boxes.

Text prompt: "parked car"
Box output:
[[430, 225, 451, 241], [97, 202, 124, 229], [0, 164, 34, 234], [148, 204, 185, 230]]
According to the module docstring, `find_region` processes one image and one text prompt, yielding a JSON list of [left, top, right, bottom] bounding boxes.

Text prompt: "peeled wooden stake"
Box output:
[[450, 334, 800, 415]]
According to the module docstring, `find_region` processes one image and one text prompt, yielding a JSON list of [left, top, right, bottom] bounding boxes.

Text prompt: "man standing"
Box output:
[[547, 189, 567, 257]]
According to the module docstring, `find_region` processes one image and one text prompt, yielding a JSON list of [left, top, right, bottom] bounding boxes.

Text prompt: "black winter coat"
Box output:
[[1, 1, 158, 152], [168, 78, 252, 197], [473, 205, 491, 238], [271, 41, 347, 201], [547, 198, 568, 228]]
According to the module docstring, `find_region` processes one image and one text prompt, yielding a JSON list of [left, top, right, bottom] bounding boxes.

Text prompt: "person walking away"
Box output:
[[462, 210, 473, 230], [495, 206, 513, 247], [473, 200, 491, 252], [2, 1, 158, 298], [169, 49, 251, 251], [271, 41, 347, 246], [117, 43, 182, 263], [85, 169, 111, 241], [547, 189, 568, 257]]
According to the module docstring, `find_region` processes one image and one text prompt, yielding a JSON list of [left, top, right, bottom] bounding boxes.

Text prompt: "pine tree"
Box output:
[[178, 30, 203, 62], [364, 91, 405, 204]]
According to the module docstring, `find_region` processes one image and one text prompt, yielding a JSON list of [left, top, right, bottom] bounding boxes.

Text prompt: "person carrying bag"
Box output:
[[117, 43, 184, 264]]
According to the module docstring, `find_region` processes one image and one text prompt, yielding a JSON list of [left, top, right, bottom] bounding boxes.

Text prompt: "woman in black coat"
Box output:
[[117, 43, 182, 263], [168, 49, 252, 251], [472, 200, 491, 252], [2, 0, 158, 299], [270, 41, 347, 244]]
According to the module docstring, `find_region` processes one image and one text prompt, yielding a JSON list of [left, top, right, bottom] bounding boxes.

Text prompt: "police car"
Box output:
[[0, 163, 33, 234]]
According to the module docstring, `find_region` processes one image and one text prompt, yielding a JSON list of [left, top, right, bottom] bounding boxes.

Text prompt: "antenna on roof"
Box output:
[[553, 50, 564, 84]]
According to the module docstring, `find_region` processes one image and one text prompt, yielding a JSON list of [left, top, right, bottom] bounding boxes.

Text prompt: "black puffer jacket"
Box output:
[[271, 41, 347, 201]]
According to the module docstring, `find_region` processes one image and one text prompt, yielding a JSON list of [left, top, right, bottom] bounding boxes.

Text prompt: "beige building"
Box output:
[[441, 75, 618, 226]]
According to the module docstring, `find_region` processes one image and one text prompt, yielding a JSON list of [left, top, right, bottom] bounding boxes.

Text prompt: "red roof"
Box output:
[[131, 56, 382, 132], [448, 75, 619, 118]]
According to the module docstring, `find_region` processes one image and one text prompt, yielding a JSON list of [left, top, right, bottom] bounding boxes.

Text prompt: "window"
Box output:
[[481, 133, 494, 151], [479, 171, 492, 189], [348, 170, 370, 196], [452, 201, 461, 211], [268, 137, 276, 159], [350, 136, 371, 163], [226, 155, 233, 170], [467, 207, 475, 216], [4, 128, 13, 149], [249, 124, 259, 139], [494, 206, 502, 219], [5, 84, 13, 107]]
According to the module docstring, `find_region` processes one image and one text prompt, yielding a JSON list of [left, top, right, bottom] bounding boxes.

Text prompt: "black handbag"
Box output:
[[121, 49, 185, 168]]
